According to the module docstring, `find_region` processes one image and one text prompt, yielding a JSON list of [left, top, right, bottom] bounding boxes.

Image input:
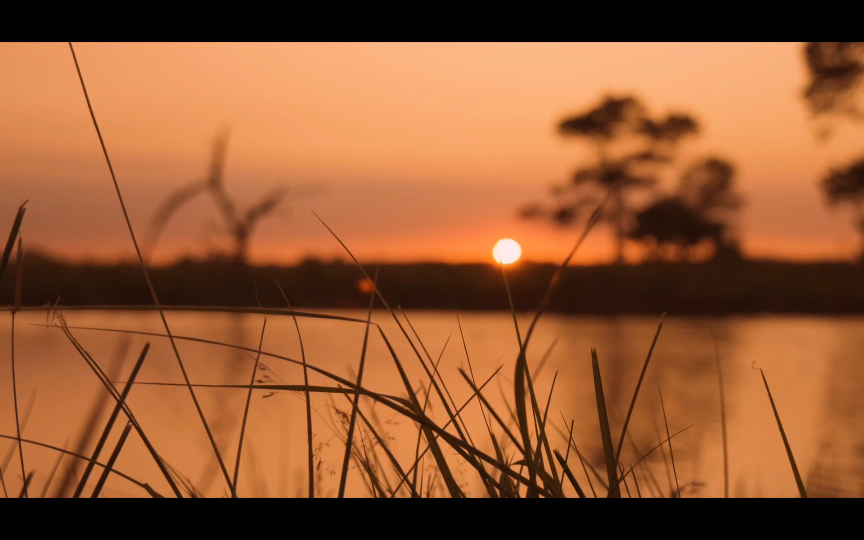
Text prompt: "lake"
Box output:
[[2, 309, 862, 497]]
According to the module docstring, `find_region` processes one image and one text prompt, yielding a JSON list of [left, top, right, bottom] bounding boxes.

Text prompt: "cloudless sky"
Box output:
[[1, 42, 863, 265]]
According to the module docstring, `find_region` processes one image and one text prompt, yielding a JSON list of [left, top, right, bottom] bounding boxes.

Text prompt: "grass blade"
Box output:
[[68, 42, 233, 493], [609, 314, 665, 497], [73, 342, 151, 498], [652, 418, 674, 496], [555, 413, 597, 499], [713, 334, 729, 498], [658, 386, 680, 498], [554, 450, 586, 498], [274, 283, 315, 498], [14, 237, 23, 312], [625, 434, 665, 498], [0, 433, 161, 497], [9, 238, 26, 497], [592, 348, 619, 497], [90, 421, 133, 498], [629, 462, 642, 498], [23, 304, 379, 325], [458, 315, 503, 496], [48, 322, 403, 402], [338, 270, 378, 498], [758, 367, 807, 498], [0, 201, 26, 284], [615, 423, 694, 488], [576, 447, 597, 497], [231, 319, 267, 498], [458, 369, 524, 453], [529, 371, 560, 496], [410, 335, 451, 495], [554, 415, 598, 498], [531, 338, 558, 382], [40, 439, 70, 498], [109, 381, 412, 408], [18, 472, 33, 498], [552, 421, 607, 493], [618, 462, 632, 497]]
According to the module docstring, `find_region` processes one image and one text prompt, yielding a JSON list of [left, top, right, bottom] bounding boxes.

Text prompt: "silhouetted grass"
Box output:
[[757, 367, 808, 498], [0, 201, 26, 285], [73, 342, 151, 498], [338, 271, 377, 498], [10, 237, 26, 496], [39, 438, 68, 498], [609, 314, 665, 498], [658, 387, 680, 498], [91, 421, 133, 498], [0, 433, 163, 497], [69, 42, 233, 493], [273, 283, 314, 498], [232, 320, 266, 498], [714, 335, 729, 498], [590, 348, 618, 497]]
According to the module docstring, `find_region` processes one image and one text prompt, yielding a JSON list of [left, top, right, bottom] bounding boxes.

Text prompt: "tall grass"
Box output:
[[756, 366, 808, 498], [68, 42, 233, 493], [72, 342, 151, 498]]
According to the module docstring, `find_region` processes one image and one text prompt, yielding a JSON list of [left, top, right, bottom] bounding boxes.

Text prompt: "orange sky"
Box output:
[[1, 42, 863, 265]]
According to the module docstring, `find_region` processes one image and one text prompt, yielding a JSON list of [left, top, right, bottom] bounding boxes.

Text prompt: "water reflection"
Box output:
[[806, 322, 864, 497], [1, 310, 863, 497]]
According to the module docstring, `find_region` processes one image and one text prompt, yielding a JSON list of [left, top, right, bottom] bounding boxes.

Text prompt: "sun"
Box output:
[[493, 239, 522, 265]]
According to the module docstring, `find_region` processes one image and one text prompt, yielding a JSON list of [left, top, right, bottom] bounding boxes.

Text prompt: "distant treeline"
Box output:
[[2, 255, 864, 315]]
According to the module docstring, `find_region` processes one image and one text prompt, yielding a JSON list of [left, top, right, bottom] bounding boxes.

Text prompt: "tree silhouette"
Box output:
[[803, 42, 864, 122], [803, 43, 864, 259], [629, 198, 720, 262], [630, 157, 743, 262], [521, 95, 699, 264], [145, 131, 317, 266], [822, 158, 864, 256]]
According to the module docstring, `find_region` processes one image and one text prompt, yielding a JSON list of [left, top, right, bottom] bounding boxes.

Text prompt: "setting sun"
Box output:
[[493, 239, 522, 265]]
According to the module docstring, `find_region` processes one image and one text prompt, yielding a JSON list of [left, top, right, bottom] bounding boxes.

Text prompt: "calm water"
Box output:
[[2, 309, 863, 498]]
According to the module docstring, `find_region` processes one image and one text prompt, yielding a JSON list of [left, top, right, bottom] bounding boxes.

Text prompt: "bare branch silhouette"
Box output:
[[145, 131, 323, 265]]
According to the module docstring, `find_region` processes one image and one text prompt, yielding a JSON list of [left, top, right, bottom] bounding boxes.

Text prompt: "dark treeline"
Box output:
[[3, 256, 864, 315]]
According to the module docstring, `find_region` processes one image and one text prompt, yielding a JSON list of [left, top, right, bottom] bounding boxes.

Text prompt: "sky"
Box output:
[[1, 42, 863, 265]]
